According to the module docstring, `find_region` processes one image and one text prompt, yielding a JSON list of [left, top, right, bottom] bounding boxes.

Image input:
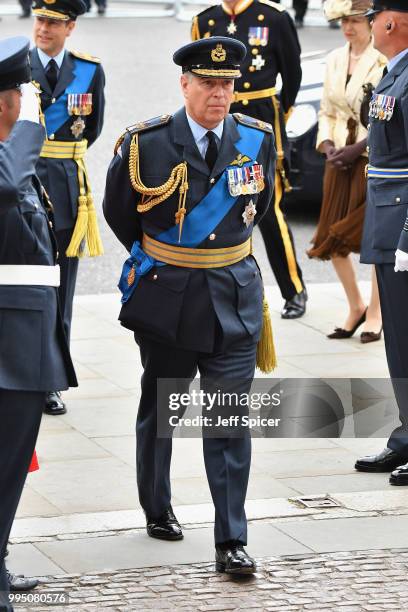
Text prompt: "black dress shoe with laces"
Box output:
[[8, 571, 39, 592], [390, 462, 408, 486], [215, 541, 256, 574], [146, 506, 183, 541], [281, 289, 307, 320], [355, 448, 405, 472], [44, 391, 66, 415]]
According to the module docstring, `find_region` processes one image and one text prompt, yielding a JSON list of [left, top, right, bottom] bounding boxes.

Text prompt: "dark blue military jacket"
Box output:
[[0, 121, 77, 391], [361, 52, 408, 264], [30, 48, 105, 231], [103, 108, 276, 353]]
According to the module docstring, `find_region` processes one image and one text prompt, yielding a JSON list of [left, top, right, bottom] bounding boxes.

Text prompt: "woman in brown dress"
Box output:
[[308, 0, 386, 341]]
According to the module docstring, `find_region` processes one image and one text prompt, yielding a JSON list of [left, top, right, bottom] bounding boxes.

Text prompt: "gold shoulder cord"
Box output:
[[128, 133, 189, 242]]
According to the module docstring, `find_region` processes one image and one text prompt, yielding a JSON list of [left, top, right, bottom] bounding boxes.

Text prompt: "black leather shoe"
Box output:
[[146, 506, 183, 541], [355, 448, 405, 472], [390, 463, 408, 485], [8, 571, 39, 592], [215, 541, 256, 574], [281, 289, 307, 320], [44, 391, 66, 415]]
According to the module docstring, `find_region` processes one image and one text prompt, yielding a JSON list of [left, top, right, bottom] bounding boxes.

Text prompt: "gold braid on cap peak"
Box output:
[[128, 134, 189, 242]]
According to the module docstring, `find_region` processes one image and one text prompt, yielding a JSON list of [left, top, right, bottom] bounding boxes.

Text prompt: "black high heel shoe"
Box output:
[[327, 309, 367, 339]]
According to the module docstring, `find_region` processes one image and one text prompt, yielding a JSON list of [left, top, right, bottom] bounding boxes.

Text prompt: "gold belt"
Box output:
[[40, 139, 88, 160], [143, 234, 251, 268], [39, 138, 103, 258], [233, 87, 277, 103]]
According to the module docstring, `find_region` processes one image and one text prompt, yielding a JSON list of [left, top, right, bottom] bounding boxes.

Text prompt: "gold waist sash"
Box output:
[[142, 234, 251, 268], [39, 139, 103, 257], [232, 87, 277, 103]]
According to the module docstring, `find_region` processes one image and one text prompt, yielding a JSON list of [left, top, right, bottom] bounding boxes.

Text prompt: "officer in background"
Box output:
[[104, 37, 276, 575], [192, 0, 308, 319], [0, 37, 77, 611], [30, 0, 105, 415], [357, 1, 408, 483]]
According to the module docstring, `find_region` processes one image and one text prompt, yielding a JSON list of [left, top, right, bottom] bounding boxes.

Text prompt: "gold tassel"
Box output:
[[66, 195, 88, 257], [256, 297, 277, 373], [86, 193, 104, 257]]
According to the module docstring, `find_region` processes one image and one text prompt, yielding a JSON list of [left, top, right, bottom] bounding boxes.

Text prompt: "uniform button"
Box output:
[[34, 203, 38, 209], [366, 146, 369, 153], [244, 82, 251, 89], [49, 133, 55, 140], [249, 66, 256, 73], [396, 197, 401, 203], [367, 123, 371, 130], [208, 18, 215, 25], [252, 48, 258, 55], [258, 13, 264, 21], [153, 274, 158, 280], [56, 251, 59, 259], [48, 220, 53, 228], [242, 99, 249, 106], [210, 178, 215, 184], [209, 233, 216, 241], [51, 98, 56, 104]]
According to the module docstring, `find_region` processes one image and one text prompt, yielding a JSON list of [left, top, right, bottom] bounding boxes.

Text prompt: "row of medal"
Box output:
[[369, 93, 395, 121], [248, 27, 269, 46], [227, 163, 265, 196], [67, 93, 93, 117]]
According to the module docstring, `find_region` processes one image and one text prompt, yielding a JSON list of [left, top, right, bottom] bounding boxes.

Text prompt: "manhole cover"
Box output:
[[290, 495, 342, 509]]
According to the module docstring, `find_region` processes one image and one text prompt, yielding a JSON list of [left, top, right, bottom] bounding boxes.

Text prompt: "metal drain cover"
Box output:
[[291, 495, 342, 509]]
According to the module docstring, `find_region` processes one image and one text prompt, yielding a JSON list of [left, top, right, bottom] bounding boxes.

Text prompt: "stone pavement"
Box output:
[[11, 549, 408, 611]]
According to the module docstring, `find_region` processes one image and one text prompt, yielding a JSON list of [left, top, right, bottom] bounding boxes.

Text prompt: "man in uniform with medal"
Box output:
[[357, 0, 408, 483], [104, 37, 276, 575], [30, 0, 105, 416], [192, 0, 308, 320]]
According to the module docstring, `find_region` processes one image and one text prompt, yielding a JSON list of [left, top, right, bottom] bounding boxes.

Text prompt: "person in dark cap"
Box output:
[[0, 36, 76, 611], [29, 0, 105, 416], [356, 1, 408, 483], [104, 37, 277, 575], [192, 0, 308, 321]]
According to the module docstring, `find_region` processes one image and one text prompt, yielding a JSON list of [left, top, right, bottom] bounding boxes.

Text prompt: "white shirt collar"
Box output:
[[37, 47, 66, 70], [186, 112, 224, 146], [388, 48, 408, 73]]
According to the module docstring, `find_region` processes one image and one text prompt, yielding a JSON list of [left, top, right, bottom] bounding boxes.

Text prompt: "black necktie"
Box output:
[[205, 131, 218, 172], [383, 66, 388, 78], [45, 58, 59, 92]]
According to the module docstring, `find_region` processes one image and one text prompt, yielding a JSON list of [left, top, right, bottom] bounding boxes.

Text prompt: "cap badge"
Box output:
[[211, 44, 227, 63]]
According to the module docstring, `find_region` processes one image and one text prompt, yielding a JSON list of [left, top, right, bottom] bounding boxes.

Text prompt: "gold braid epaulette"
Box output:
[[128, 133, 189, 242]]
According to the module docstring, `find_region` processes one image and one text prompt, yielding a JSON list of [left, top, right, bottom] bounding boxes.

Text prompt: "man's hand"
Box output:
[[395, 249, 408, 272], [18, 83, 40, 124], [321, 139, 337, 161], [329, 140, 367, 170]]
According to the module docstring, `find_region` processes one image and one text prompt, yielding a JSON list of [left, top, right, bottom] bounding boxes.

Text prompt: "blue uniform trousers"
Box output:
[[0, 391, 44, 612], [135, 335, 257, 545], [55, 229, 79, 345], [376, 264, 408, 458]]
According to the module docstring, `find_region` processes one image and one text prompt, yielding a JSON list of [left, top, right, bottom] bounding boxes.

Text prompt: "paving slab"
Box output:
[[277, 516, 408, 553], [34, 524, 312, 574], [279, 472, 394, 495], [6, 543, 64, 576]]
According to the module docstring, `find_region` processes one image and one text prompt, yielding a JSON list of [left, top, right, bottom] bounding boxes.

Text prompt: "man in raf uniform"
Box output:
[[0, 37, 77, 611], [30, 0, 105, 415], [104, 37, 276, 574], [356, 1, 408, 483], [192, 0, 308, 319]]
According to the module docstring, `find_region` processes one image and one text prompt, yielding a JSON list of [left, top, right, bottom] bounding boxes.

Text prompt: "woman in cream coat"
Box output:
[[308, 0, 386, 342]]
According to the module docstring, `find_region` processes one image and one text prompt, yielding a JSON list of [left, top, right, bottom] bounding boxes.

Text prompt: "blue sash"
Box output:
[[43, 58, 97, 136], [119, 122, 265, 303]]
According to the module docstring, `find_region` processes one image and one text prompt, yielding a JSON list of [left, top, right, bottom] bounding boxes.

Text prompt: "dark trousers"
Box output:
[[376, 264, 408, 458], [135, 335, 257, 545], [18, 0, 31, 13], [258, 175, 305, 301], [293, 0, 308, 20], [0, 390, 44, 612], [55, 229, 79, 346]]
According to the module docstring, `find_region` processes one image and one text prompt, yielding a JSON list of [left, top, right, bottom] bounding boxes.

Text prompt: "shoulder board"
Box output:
[[69, 50, 101, 64], [114, 115, 172, 154], [233, 113, 273, 133], [259, 0, 285, 12], [126, 114, 172, 135]]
